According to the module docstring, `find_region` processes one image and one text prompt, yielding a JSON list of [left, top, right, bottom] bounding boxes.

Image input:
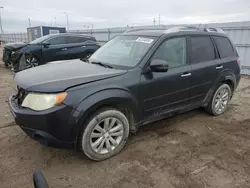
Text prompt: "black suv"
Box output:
[[9, 27, 241, 161], [3, 33, 100, 72]]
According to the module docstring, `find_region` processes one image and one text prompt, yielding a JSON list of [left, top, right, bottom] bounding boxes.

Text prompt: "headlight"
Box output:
[[21, 92, 67, 111]]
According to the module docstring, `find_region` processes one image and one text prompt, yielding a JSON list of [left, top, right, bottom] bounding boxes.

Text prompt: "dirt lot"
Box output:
[[0, 47, 250, 188]]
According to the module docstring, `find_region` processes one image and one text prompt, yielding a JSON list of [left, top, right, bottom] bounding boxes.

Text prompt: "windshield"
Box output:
[[30, 35, 54, 44], [89, 35, 156, 68]]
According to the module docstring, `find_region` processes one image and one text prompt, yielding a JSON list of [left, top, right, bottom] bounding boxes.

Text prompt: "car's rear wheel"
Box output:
[[25, 54, 39, 69], [81, 52, 93, 61], [78, 108, 129, 161], [205, 83, 232, 116]]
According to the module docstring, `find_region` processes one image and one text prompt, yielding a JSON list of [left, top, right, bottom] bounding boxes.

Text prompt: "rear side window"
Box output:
[[190, 36, 216, 63], [213, 36, 235, 58], [68, 36, 89, 43]]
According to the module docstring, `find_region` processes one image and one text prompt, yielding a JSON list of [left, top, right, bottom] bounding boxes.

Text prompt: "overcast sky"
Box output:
[[1, 0, 250, 32]]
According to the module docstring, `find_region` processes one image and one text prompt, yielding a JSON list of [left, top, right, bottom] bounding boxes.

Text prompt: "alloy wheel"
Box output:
[[26, 56, 39, 68], [213, 87, 230, 114], [90, 117, 124, 154]]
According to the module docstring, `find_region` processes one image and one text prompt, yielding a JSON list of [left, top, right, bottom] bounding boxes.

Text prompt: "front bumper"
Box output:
[[8, 95, 77, 148], [10, 52, 23, 72]]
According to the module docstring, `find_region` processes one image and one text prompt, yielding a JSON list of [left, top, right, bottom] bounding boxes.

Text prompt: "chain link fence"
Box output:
[[1, 22, 250, 74], [0, 33, 28, 43]]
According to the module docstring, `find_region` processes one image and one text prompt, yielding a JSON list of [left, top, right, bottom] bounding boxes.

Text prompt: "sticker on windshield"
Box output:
[[136, 37, 154, 44]]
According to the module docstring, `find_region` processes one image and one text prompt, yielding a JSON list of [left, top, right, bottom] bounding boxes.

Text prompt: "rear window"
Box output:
[[213, 36, 235, 58], [190, 36, 216, 63]]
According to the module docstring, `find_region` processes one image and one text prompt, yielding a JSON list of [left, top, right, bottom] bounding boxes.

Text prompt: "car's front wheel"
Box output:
[[25, 54, 39, 69], [78, 108, 130, 161], [4, 61, 9, 68], [206, 83, 232, 116]]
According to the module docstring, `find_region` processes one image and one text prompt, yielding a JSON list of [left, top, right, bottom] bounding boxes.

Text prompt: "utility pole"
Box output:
[[64, 12, 69, 31], [0, 6, 4, 33], [153, 17, 156, 26], [54, 17, 56, 25], [28, 18, 31, 27], [159, 14, 161, 25]]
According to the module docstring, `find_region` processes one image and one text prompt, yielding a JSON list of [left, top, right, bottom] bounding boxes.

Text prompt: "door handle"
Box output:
[[216, 65, 223, 69], [81, 46, 86, 48], [61, 48, 68, 51], [181, 73, 192, 77]]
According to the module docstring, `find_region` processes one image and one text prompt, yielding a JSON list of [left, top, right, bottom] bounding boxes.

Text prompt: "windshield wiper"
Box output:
[[91, 61, 113, 69]]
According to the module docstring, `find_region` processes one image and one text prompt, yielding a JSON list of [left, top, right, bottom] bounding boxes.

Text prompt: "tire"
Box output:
[[25, 54, 39, 69], [4, 62, 9, 68], [81, 52, 93, 61], [78, 108, 130, 161], [205, 83, 232, 116]]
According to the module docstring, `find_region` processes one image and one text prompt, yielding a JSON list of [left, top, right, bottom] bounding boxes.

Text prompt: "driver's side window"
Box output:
[[152, 37, 187, 68]]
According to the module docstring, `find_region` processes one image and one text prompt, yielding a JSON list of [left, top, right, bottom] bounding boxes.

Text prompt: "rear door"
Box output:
[[42, 36, 69, 62], [189, 35, 223, 104]]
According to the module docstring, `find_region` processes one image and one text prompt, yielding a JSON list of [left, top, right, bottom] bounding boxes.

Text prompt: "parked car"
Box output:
[[3, 33, 100, 72], [9, 27, 241, 161]]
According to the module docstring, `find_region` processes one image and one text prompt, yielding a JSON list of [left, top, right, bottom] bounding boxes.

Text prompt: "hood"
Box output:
[[4, 42, 28, 51], [14, 59, 127, 92]]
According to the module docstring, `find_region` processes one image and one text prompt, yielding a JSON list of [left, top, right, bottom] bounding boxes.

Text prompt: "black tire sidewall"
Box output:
[[81, 53, 93, 61], [4, 62, 9, 68], [80, 109, 129, 161], [211, 84, 232, 116]]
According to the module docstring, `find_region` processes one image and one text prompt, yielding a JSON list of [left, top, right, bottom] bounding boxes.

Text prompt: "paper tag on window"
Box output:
[[136, 37, 154, 44]]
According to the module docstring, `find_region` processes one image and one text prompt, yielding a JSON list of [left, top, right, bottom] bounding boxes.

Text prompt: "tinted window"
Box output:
[[213, 36, 235, 58], [190, 37, 215, 63], [68, 36, 88, 43], [190, 36, 215, 63], [152, 37, 187, 68], [48, 36, 67, 45]]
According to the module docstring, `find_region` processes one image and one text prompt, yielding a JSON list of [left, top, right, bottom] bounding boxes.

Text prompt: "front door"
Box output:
[[140, 37, 192, 119], [42, 36, 69, 62]]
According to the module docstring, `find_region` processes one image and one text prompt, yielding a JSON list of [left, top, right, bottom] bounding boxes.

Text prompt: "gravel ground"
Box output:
[[0, 47, 250, 188]]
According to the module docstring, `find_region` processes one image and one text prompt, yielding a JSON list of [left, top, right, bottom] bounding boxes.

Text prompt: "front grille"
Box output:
[[15, 87, 28, 106]]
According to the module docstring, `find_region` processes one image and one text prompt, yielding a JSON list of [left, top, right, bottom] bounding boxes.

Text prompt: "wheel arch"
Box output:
[[203, 70, 236, 106], [68, 88, 141, 143]]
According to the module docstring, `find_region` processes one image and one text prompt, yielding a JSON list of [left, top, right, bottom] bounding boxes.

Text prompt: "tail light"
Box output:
[[237, 58, 241, 66], [237, 58, 241, 70]]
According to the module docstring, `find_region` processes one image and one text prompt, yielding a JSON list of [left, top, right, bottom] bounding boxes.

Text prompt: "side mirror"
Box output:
[[43, 42, 50, 48], [150, 59, 169, 72]]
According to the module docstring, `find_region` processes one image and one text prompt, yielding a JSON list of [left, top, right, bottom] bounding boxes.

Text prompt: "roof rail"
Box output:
[[164, 26, 226, 34], [164, 26, 200, 33], [204, 27, 226, 33], [124, 26, 226, 34], [124, 27, 165, 33]]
